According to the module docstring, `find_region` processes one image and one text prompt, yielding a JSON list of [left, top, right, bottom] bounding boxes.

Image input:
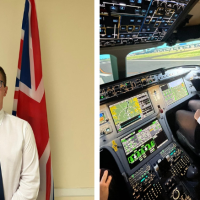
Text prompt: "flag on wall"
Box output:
[[12, 0, 54, 199]]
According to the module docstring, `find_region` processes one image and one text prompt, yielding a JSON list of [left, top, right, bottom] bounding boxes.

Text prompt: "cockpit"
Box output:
[[99, 0, 200, 199]]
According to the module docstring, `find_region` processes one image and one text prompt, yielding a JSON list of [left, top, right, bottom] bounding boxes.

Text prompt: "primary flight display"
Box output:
[[109, 92, 154, 132]]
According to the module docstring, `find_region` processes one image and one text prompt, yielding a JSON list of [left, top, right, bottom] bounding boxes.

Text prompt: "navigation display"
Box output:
[[109, 92, 154, 132], [121, 120, 168, 169], [160, 78, 188, 106]]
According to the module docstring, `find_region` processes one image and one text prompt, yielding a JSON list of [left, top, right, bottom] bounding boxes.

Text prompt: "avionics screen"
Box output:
[[121, 120, 168, 170], [160, 78, 188, 106], [109, 92, 154, 132]]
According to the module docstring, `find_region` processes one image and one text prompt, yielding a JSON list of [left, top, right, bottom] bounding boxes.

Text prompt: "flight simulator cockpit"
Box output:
[[100, 65, 200, 199], [100, 0, 200, 199]]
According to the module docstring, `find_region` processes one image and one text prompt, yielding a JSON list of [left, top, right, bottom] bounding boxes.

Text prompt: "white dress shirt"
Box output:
[[197, 117, 200, 124], [0, 109, 40, 200]]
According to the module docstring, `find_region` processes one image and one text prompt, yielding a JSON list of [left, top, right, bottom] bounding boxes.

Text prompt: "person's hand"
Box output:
[[100, 169, 112, 200], [194, 109, 200, 121]]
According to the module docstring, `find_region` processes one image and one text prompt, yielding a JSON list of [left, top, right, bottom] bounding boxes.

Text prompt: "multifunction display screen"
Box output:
[[121, 120, 168, 169], [109, 92, 154, 132], [160, 78, 188, 106]]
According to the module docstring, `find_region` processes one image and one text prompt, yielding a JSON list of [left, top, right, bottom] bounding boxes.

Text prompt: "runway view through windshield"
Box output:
[[100, 40, 200, 85]]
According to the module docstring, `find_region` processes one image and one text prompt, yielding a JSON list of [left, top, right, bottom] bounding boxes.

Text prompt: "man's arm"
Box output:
[[11, 122, 40, 200]]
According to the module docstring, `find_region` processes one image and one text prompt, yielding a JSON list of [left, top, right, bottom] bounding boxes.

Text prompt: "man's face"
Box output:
[[0, 73, 8, 108]]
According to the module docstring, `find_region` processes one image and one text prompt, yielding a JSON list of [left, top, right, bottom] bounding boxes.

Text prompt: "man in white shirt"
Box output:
[[0, 67, 40, 200], [176, 100, 200, 148]]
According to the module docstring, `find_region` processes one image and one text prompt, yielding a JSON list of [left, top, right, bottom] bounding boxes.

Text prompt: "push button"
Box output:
[[129, 0, 136, 4], [154, 22, 160, 27], [134, 9, 141, 15], [119, 6, 125, 11], [121, 26, 126, 31], [137, 0, 142, 4], [145, 18, 150, 23], [110, 5, 118, 12], [128, 26, 134, 32], [135, 26, 140, 31], [142, 9, 147, 15]]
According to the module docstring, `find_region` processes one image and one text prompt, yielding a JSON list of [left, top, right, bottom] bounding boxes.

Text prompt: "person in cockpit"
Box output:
[[100, 169, 112, 200], [176, 100, 200, 149], [100, 169, 123, 200]]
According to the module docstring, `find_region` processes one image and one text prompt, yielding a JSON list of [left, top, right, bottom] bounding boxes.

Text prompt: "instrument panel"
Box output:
[[100, 66, 200, 200], [100, 67, 193, 102], [100, 0, 198, 47], [100, 66, 199, 149]]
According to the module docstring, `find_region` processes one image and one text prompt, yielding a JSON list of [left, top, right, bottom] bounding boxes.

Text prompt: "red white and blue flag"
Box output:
[[13, 0, 54, 199]]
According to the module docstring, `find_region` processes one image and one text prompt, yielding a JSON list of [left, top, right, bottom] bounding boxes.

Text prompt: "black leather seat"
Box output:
[[176, 130, 200, 156]]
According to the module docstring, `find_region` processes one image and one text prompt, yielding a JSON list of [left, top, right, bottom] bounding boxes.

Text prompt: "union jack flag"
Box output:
[[13, 0, 54, 199]]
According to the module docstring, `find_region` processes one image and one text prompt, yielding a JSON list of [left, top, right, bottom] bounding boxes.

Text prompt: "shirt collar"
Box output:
[[0, 109, 4, 125]]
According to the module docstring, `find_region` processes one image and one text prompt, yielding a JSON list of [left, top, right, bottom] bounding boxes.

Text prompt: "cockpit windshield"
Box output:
[[100, 54, 115, 85], [126, 40, 200, 77], [100, 40, 200, 85]]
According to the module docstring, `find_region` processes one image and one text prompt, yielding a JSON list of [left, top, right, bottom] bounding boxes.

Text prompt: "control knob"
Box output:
[[126, 82, 132, 89], [142, 80, 147, 85], [173, 4, 179, 11], [107, 89, 114, 97], [172, 186, 183, 200], [132, 81, 136, 88], [173, 189, 180, 200], [160, 1, 166, 6], [120, 84, 127, 92], [141, 79, 147, 85], [114, 86, 120, 94]]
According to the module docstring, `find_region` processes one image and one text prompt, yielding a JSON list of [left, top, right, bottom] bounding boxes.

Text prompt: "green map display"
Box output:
[[161, 79, 188, 106], [110, 97, 142, 131]]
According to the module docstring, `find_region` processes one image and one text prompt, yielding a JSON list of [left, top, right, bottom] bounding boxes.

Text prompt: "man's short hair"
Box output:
[[0, 67, 7, 87]]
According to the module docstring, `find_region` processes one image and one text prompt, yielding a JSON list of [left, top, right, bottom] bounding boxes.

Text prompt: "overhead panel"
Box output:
[[100, 0, 197, 47]]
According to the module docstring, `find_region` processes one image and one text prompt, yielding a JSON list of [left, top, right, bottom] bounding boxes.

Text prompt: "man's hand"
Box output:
[[194, 109, 200, 121], [100, 169, 112, 200]]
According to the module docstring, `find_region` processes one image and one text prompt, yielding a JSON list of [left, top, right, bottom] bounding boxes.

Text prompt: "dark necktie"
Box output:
[[0, 164, 4, 200]]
